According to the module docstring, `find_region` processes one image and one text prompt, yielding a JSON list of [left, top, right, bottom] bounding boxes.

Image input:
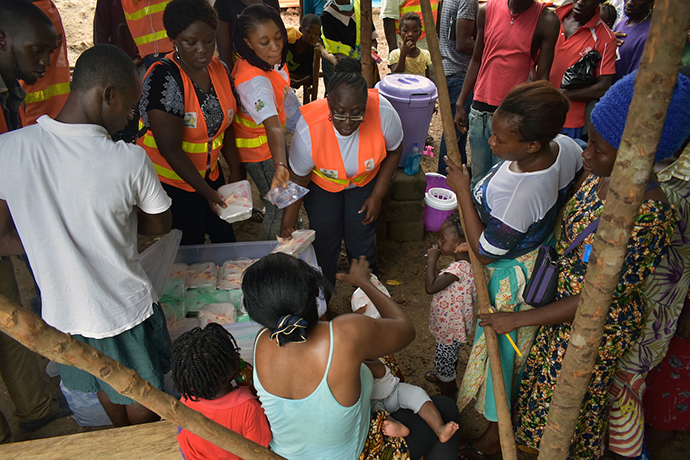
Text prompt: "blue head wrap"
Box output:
[[590, 70, 690, 161]]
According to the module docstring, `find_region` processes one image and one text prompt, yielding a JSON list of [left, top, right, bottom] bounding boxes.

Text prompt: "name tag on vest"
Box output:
[[364, 159, 375, 172], [320, 168, 338, 179], [184, 112, 197, 128]]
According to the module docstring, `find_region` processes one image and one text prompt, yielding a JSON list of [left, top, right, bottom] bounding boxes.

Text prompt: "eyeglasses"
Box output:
[[330, 112, 365, 122]]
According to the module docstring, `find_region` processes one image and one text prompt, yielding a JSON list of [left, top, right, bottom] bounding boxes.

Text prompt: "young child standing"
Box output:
[[232, 4, 291, 240], [286, 14, 322, 89], [425, 211, 475, 397], [388, 12, 432, 79], [172, 323, 271, 460]]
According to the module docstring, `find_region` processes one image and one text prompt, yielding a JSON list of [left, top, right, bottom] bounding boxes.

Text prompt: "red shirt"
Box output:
[[550, 3, 616, 128], [474, 0, 545, 107], [177, 387, 272, 460]]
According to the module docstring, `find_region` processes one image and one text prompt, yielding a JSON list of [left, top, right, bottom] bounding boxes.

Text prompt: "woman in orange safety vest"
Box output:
[[138, 0, 240, 245], [280, 57, 403, 286]]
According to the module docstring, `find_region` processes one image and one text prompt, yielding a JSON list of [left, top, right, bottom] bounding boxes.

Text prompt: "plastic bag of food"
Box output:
[[198, 303, 237, 326], [271, 229, 316, 257], [185, 288, 234, 313], [188, 262, 217, 289], [169, 263, 190, 287], [264, 181, 309, 209], [351, 274, 391, 318], [217, 258, 258, 290], [561, 50, 601, 89], [216, 180, 253, 223]]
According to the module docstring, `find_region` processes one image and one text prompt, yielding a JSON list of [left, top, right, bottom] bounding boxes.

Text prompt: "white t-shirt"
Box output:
[[0, 116, 172, 338], [289, 95, 403, 183], [235, 66, 289, 125]]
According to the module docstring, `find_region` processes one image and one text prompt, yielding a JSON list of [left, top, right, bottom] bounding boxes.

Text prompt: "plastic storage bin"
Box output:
[[423, 187, 458, 232], [172, 241, 325, 364], [376, 74, 438, 167]]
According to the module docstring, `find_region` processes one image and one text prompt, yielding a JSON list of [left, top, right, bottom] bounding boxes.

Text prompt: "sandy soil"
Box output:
[[1, 2, 688, 459]]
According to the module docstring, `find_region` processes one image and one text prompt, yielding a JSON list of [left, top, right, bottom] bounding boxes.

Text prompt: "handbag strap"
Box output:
[[562, 180, 660, 256]]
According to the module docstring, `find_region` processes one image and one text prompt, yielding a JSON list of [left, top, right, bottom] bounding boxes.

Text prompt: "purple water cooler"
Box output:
[[376, 74, 438, 167]]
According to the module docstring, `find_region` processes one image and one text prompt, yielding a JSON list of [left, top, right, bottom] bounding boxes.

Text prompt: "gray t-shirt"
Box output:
[[439, 0, 478, 76]]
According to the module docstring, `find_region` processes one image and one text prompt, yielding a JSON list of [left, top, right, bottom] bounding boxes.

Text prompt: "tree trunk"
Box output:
[[360, 0, 373, 87], [538, 1, 690, 458], [418, 1, 518, 459], [0, 293, 286, 460]]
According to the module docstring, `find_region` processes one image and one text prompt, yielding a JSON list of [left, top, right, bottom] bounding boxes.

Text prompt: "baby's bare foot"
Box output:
[[382, 419, 410, 438], [435, 421, 459, 443]]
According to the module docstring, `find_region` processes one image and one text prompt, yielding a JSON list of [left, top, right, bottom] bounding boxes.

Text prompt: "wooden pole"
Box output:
[[0, 294, 286, 460], [538, 1, 690, 458], [418, 1, 517, 459], [360, 0, 373, 87]]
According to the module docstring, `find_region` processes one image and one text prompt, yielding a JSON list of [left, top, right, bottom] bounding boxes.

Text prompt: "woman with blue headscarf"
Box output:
[[477, 70, 690, 459]]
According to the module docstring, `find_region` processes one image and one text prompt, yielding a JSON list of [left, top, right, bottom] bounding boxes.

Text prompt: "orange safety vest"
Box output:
[[138, 55, 237, 192], [302, 89, 386, 193], [232, 58, 289, 163], [19, 0, 70, 125], [121, 0, 172, 58], [395, 0, 439, 43]]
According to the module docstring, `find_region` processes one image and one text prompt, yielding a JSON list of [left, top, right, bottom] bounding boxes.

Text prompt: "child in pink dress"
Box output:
[[425, 211, 475, 397]]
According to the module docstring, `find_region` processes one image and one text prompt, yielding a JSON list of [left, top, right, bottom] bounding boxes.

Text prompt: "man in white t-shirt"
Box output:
[[0, 44, 172, 427]]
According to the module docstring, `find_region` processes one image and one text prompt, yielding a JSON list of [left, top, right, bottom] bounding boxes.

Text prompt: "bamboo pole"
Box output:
[[360, 0, 373, 87], [538, 1, 690, 458], [418, 1, 517, 459], [0, 294, 285, 460]]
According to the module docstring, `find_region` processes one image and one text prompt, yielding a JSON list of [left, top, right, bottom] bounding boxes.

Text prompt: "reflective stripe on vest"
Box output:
[[121, 0, 172, 57], [19, 0, 71, 124], [138, 54, 237, 191], [231, 58, 289, 163], [395, 0, 438, 41], [322, 0, 361, 57], [302, 89, 386, 193]]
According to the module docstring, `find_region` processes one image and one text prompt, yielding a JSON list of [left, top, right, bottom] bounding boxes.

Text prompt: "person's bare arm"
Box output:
[[220, 125, 243, 183], [383, 18, 398, 52], [279, 171, 311, 238], [0, 200, 24, 256], [263, 115, 290, 189], [148, 109, 226, 209], [455, 17, 476, 55], [562, 75, 614, 102], [445, 157, 494, 265], [359, 143, 402, 225], [454, 6, 485, 133], [137, 208, 172, 235], [477, 294, 580, 334], [533, 8, 560, 81], [215, 19, 235, 69], [425, 245, 460, 294], [335, 257, 416, 359]]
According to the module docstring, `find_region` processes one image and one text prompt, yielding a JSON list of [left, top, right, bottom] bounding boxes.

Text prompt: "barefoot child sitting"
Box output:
[[388, 12, 432, 79], [424, 211, 475, 398], [172, 323, 271, 460], [364, 359, 459, 443]]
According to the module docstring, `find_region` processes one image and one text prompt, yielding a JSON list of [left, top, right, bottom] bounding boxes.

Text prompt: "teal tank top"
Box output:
[[253, 322, 374, 459]]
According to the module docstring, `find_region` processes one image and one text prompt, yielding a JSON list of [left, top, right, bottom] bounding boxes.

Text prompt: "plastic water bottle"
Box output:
[[404, 143, 421, 175]]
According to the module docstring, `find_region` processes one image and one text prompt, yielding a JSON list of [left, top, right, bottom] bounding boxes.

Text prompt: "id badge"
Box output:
[[583, 244, 593, 263]]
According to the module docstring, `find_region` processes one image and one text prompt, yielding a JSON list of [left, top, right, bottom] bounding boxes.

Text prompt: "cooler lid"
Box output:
[[376, 74, 438, 102]]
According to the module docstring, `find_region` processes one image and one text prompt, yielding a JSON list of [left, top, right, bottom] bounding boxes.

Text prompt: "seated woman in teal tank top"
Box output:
[[243, 253, 462, 460]]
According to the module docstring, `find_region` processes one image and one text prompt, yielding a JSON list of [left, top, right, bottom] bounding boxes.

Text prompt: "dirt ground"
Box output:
[[1, 2, 689, 459]]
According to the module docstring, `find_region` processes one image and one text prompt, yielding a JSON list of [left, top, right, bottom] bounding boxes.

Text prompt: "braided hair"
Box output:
[[232, 4, 288, 71], [327, 57, 368, 105], [171, 323, 241, 401], [163, 0, 218, 40], [444, 210, 465, 241]]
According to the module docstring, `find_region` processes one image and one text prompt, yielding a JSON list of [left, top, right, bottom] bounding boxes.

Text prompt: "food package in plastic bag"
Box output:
[[160, 299, 186, 322], [185, 288, 234, 313], [217, 258, 258, 290], [169, 263, 190, 287], [271, 229, 316, 257], [216, 180, 253, 223], [139, 229, 182, 297], [188, 262, 217, 289], [59, 380, 112, 427], [264, 181, 309, 209], [351, 274, 391, 318], [162, 278, 186, 300], [198, 303, 237, 327]]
